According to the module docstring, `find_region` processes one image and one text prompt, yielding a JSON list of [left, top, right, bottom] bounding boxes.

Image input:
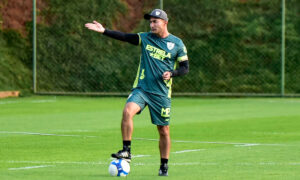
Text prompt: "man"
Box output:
[[85, 9, 189, 176]]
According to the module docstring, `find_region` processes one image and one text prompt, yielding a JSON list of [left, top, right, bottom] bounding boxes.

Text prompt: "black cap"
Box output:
[[144, 9, 168, 21]]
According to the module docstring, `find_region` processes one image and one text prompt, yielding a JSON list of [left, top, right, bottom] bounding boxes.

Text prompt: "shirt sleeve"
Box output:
[[103, 29, 139, 45], [177, 42, 188, 62]]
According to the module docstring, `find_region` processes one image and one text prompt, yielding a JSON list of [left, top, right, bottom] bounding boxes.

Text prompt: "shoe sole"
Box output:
[[111, 154, 131, 163], [159, 169, 168, 176], [158, 173, 168, 176]]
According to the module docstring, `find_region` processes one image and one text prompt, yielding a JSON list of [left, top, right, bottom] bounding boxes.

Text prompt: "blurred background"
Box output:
[[0, 0, 299, 96]]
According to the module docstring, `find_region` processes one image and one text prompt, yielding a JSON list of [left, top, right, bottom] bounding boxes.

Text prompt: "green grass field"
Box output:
[[0, 96, 300, 179]]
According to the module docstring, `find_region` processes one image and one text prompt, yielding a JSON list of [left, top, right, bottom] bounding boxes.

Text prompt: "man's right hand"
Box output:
[[85, 21, 105, 33]]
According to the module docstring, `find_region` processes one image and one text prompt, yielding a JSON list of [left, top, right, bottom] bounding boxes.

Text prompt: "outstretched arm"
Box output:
[[85, 21, 139, 45]]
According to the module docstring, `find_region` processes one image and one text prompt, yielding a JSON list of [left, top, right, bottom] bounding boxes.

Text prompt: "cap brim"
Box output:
[[144, 14, 153, 20], [144, 14, 163, 20]]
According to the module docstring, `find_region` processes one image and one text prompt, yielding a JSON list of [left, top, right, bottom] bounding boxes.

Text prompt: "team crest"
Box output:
[[167, 42, 175, 50], [155, 11, 161, 16]]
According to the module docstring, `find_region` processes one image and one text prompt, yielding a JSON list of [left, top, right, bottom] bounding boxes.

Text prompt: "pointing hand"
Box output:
[[85, 21, 105, 33]]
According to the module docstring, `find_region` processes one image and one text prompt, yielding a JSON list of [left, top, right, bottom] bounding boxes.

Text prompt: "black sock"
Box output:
[[161, 158, 168, 166], [123, 140, 131, 152]]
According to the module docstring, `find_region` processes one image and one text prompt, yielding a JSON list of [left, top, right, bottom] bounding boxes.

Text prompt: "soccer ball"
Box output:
[[108, 159, 130, 177]]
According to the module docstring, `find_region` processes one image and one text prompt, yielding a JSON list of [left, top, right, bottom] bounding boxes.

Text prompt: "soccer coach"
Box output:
[[85, 9, 189, 176]]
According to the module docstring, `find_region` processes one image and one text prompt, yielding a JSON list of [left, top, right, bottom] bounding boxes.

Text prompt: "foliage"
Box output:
[[36, 0, 133, 92], [166, 0, 299, 93], [0, 0, 299, 94], [0, 30, 32, 94]]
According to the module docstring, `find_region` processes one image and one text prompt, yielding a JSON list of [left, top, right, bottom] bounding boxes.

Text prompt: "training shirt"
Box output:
[[133, 32, 188, 98]]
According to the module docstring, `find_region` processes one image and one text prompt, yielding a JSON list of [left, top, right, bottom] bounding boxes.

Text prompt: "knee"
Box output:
[[122, 106, 135, 120], [122, 102, 140, 120], [158, 126, 170, 137]]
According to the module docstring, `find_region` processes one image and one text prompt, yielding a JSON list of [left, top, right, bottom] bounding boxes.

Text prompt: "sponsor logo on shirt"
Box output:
[[146, 44, 171, 61]]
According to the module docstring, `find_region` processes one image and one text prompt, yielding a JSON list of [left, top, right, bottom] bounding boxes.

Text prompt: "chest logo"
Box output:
[[167, 42, 175, 50]]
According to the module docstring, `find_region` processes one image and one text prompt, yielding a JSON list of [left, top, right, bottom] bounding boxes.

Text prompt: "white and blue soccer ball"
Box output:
[[108, 159, 130, 177]]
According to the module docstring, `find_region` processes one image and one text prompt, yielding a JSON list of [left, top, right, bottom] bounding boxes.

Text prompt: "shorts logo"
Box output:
[[161, 108, 171, 117], [167, 42, 175, 50]]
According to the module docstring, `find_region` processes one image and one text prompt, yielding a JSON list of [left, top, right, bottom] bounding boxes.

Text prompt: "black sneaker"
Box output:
[[158, 164, 168, 176], [111, 150, 131, 163]]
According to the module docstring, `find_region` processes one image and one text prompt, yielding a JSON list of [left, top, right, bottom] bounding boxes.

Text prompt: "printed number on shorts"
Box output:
[[161, 108, 171, 117]]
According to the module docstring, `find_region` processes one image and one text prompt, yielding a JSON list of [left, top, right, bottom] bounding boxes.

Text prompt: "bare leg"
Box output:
[[157, 125, 171, 159], [111, 102, 140, 161], [121, 102, 141, 140]]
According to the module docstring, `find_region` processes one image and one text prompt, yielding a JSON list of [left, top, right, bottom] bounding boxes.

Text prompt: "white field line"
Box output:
[[132, 154, 152, 158], [0, 99, 56, 105], [31, 100, 56, 103], [52, 129, 91, 133], [9, 165, 54, 170], [0, 131, 96, 138], [252, 131, 300, 136], [0, 101, 17, 105], [130, 162, 216, 166], [266, 100, 300, 104], [133, 137, 283, 146], [4, 160, 106, 165], [113, 150, 206, 159], [0, 131, 286, 146], [2, 160, 300, 167], [172, 149, 205, 154], [234, 144, 260, 147]]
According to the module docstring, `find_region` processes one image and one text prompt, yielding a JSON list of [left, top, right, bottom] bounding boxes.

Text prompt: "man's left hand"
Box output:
[[162, 71, 172, 80]]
